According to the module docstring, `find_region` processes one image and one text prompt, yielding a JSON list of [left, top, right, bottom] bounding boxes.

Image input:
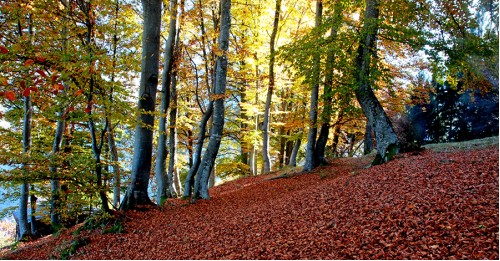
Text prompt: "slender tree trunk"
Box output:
[[19, 93, 32, 240], [29, 185, 36, 236], [285, 131, 294, 165], [262, 0, 281, 174], [50, 118, 65, 227], [107, 123, 120, 208], [354, 0, 398, 165], [167, 61, 179, 197], [156, 0, 178, 204], [315, 2, 342, 166], [303, 0, 323, 172], [17, 12, 33, 241], [183, 102, 213, 198], [193, 0, 231, 200], [121, 0, 162, 210], [288, 130, 302, 167]]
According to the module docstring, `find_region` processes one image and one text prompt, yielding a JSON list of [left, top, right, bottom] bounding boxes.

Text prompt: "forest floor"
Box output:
[[2, 137, 498, 259]]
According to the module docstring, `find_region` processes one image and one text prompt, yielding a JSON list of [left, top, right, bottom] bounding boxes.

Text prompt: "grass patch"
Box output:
[[423, 136, 498, 152]]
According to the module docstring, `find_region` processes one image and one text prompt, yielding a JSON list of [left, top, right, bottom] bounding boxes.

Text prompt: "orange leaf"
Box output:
[[5, 91, 15, 101], [0, 46, 8, 54], [24, 59, 35, 67], [54, 83, 65, 91], [0, 78, 7, 86], [75, 89, 84, 96]]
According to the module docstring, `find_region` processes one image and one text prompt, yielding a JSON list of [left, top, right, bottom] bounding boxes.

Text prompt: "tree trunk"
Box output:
[[167, 60, 179, 198], [303, 0, 323, 172], [354, 0, 399, 165], [262, 0, 281, 174], [107, 123, 121, 208], [314, 1, 342, 166], [121, 0, 162, 210], [19, 93, 32, 240], [50, 115, 65, 227], [193, 0, 231, 200], [155, 0, 178, 204], [363, 119, 374, 154], [182, 102, 213, 198], [288, 131, 302, 167]]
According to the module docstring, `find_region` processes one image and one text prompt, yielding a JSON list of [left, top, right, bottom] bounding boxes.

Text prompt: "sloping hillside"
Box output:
[[2, 139, 498, 259]]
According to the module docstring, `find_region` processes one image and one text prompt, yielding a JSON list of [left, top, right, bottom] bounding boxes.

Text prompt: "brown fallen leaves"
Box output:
[[3, 146, 498, 259]]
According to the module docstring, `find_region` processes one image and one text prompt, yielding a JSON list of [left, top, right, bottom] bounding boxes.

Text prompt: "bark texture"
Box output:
[[193, 0, 231, 200], [121, 0, 162, 210], [354, 0, 399, 165]]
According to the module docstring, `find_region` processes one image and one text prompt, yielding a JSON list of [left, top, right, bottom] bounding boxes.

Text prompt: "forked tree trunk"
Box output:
[[354, 0, 398, 165], [121, 0, 162, 210], [193, 0, 231, 200], [183, 101, 213, 198]]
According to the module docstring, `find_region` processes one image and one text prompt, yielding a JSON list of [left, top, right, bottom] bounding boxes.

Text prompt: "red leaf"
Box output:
[[36, 56, 45, 63], [54, 83, 65, 91], [5, 91, 16, 101], [51, 74, 59, 83], [85, 106, 91, 113], [24, 59, 35, 67], [22, 88, 30, 97], [0, 46, 8, 54], [29, 87, 38, 93], [20, 80, 26, 89], [36, 69, 47, 78]]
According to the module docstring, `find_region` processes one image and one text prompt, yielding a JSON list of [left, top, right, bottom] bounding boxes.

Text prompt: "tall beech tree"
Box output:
[[121, 0, 163, 210], [261, 0, 281, 174], [303, 0, 323, 172], [354, 0, 399, 165], [193, 0, 231, 200], [156, 0, 178, 204]]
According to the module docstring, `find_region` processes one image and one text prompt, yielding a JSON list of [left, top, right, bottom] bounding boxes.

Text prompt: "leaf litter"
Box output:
[[3, 145, 498, 259]]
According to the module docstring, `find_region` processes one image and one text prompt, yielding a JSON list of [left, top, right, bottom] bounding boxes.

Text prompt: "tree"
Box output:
[[353, 0, 399, 165], [192, 0, 231, 200], [121, 0, 163, 210], [261, 0, 281, 174], [303, 0, 323, 172], [156, 0, 178, 204]]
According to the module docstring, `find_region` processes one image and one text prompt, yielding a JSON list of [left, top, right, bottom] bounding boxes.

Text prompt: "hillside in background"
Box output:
[[2, 137, 498, 260]]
